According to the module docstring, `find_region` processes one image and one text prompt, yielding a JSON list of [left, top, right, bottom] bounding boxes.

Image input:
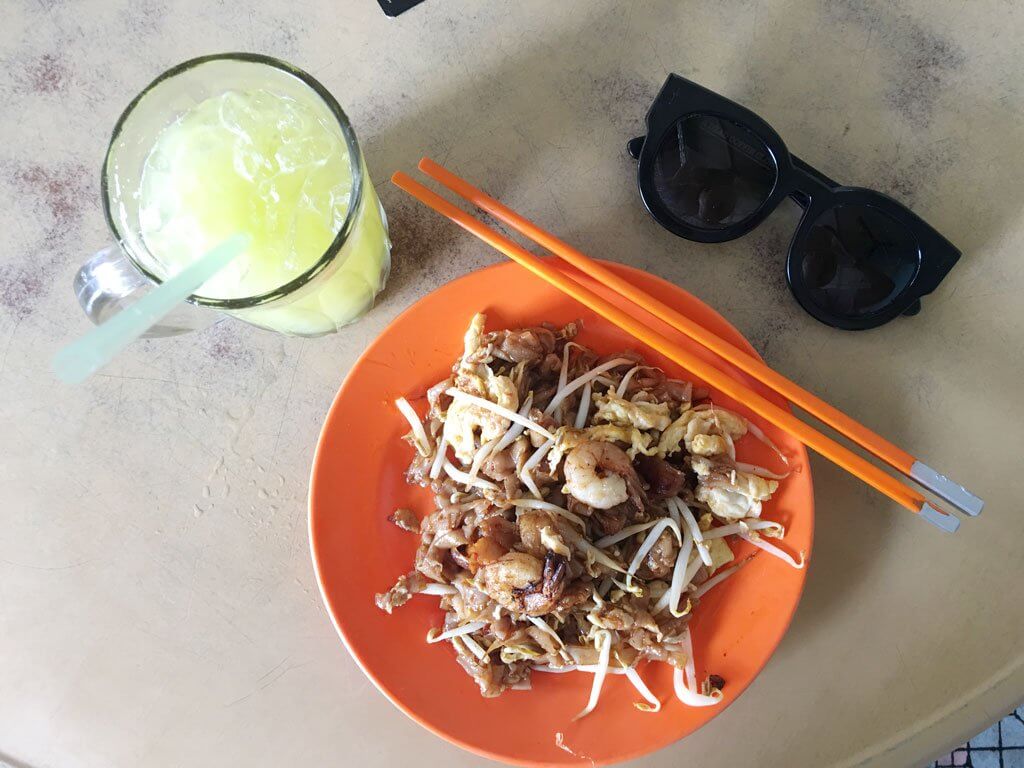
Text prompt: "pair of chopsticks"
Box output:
[[392, 158, 983, 532]]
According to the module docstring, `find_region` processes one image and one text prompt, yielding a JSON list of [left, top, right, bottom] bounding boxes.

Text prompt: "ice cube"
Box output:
[[233, 135, 269, 182], [274, 96, 309, 143], [218, 90, 258, 136], [275, 134, 334, 173]]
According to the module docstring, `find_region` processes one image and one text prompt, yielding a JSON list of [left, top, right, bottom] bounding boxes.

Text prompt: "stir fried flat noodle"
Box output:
[[375, 313, 802, 713]]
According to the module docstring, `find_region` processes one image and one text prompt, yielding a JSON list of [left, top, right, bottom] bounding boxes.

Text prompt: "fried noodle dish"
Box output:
[[376, 314, 804, 717]]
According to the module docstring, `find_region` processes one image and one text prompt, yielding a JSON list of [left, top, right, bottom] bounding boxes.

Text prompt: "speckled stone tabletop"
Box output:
[[2, 1, 1023, 766]]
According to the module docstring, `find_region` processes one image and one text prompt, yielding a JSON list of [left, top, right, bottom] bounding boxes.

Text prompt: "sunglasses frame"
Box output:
[[630, 74, 961, 330]]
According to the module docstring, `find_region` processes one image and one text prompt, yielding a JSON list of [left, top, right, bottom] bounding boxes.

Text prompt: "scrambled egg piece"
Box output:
[[704, 537, 734, 575], [690, 434, 731, 456], [692, 456, 778, 521], [658, 407, 748, 458], [540, 525, 571, 557], [546, 426, 588, 472], [444, 371, 519, 463], [592, 391, 672, 431], [442, 313, 522, 463], [585, 424, 658, 458]]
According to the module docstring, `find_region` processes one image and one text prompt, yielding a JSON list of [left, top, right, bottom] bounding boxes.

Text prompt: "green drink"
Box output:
[[95, 54, 391, 337]]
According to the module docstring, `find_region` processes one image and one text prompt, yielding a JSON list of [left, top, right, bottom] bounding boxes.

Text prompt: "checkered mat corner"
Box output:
[[930, 706, 1024, 768]]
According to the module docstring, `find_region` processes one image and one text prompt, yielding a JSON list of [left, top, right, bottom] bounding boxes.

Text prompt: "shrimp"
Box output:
[[514, 553, 569, 615], [475, 552, 544, 611], [563, 440, 644, 510], [475, 551, 568, 616]]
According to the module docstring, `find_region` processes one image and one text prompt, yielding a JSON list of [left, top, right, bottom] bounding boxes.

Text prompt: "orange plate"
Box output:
[[309, 260, 814, 766]]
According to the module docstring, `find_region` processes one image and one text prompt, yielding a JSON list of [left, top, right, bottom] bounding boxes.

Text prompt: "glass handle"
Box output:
[[73, 245, 217, 338]]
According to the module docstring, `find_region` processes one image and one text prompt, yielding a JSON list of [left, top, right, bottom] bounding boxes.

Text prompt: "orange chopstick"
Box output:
[[415, 157, 983, 520], [391, 170, 959, 532]]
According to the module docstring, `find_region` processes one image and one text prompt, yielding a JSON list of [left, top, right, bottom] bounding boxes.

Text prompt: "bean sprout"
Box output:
[[523, 439, 554, 473], [454, 633, 488, 661], [739, 529, 805, 568], [427, 621, 487, 643], [626, 517, 683, 588], [429, 433, 448, 480], [521, 470, 543, 500], [691, 560, 746, 599], [511, 498, 587, 529], [467, 437, 499, 481], [734, 461, 791, 480], [673, 497, 712, 567], [492, 393, 534, 453], [745, 420, 789, 465], [672, 626, 722, 706], [572, 630, 612, 720], [420, 583, 457, 596], [624, 665, 661, 712], [558, 524, 628, 574], [654, 523, 694, 616], [574, 380, 593, 429], [615, 366, 641, 397], [544, 358, 634, 416], [528, 616, 566, 648], [534, 663, 629, 675], [673, 667, 722, 707], [702, 519, 784, 540], [594, 520, 659, 549], [447, 389, 554, 440], [443, 460, 499, 491], [520, 434, 555, 499], [395, 397, 431, 456]]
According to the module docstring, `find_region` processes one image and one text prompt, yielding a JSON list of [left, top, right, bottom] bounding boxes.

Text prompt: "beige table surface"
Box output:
[[2, 1, 1023, 766]]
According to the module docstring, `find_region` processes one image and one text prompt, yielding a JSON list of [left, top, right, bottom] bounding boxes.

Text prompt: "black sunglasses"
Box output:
[[628, 75, 961, 330]]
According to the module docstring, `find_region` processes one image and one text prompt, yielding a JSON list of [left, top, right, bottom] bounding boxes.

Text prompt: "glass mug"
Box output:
[[77, 53, 391, 337]]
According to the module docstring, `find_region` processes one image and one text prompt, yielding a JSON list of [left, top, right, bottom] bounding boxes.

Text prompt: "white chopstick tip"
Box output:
[[911, 462, 983, 517], [920, 503, 960, 533]]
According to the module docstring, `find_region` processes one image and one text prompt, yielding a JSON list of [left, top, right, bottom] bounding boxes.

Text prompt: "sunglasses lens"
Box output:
[[799, 204, 919, 318], [652, 115, 777, 230]]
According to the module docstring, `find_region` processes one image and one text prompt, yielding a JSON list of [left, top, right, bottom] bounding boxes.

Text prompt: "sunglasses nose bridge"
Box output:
[[790, 188, 813, 209], [791, 155, 839, 188], [789, 155, 837, 209]]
